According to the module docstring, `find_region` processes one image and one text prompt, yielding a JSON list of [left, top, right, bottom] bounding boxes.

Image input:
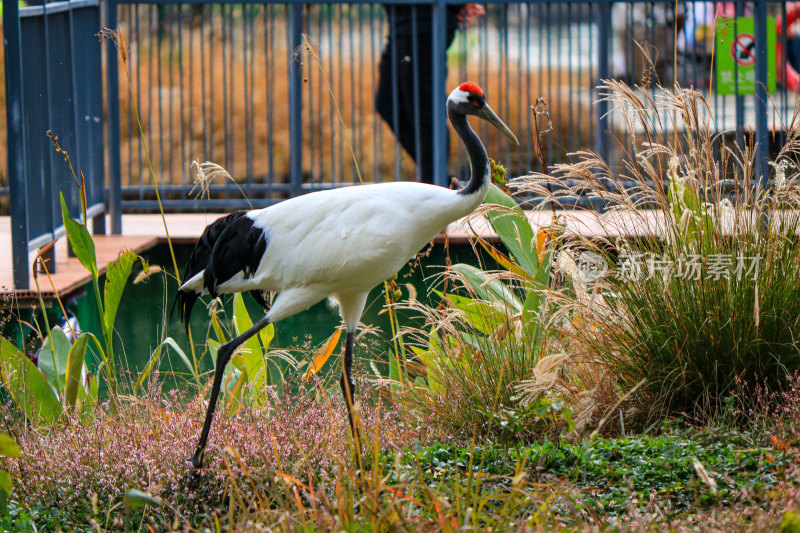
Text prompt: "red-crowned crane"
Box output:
[[176, 82, 518, 469]]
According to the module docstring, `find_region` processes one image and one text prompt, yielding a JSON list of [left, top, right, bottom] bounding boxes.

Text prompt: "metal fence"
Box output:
[[4, 0, 800, 288], [106, 0, 796, 216], [3, 0, 106, 289]]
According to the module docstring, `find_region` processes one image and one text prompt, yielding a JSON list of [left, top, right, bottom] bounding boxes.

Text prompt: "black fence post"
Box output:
[[734, 0, 745, 147], [754, 0, 769, 187], [106, 0, 122, 234], [431, 0, 447, 187], [595, 1, 611, 166], [3, 0, 30, 289], [288, 1, 304, 197]]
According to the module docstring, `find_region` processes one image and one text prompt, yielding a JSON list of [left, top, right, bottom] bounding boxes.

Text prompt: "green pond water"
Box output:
[[12, 240, 494, 389]]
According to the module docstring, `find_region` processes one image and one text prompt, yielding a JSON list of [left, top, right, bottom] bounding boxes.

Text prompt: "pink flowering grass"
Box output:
[[2, 378, 409, 529]]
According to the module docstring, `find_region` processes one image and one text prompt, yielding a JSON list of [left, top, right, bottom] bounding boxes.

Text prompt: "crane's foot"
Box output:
[[187, 453, 203, 470], [184, 455, 204, 490]]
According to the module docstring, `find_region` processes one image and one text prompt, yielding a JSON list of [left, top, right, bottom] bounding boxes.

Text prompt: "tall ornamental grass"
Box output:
[[518, 80, 800, 418]]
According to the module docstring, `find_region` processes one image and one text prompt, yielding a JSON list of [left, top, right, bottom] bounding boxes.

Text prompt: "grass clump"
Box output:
[[521, 81, 800, 419]]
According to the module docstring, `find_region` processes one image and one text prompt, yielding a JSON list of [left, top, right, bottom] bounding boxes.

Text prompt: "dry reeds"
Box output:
[[518, 80, 800, 421]]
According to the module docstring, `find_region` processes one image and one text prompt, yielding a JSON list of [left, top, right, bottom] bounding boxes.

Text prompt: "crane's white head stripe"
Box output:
[[448, 87, 473, 105]]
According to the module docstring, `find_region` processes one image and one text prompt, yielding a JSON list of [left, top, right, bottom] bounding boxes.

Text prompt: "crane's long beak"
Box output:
[[478, 104, 519, 146]]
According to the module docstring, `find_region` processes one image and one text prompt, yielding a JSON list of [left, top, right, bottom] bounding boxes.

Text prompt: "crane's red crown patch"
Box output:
[[459, 82, 484, 97]]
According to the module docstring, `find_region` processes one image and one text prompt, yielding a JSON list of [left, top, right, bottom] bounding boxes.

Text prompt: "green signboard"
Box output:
[[715, 17, 776, 95]]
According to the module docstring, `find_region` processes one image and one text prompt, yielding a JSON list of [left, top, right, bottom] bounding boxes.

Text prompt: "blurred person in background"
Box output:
[[376, 3, 485, 183]]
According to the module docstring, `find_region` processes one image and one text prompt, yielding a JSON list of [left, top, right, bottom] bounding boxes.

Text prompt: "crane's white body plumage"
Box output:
[[180, 177, 488, 328]]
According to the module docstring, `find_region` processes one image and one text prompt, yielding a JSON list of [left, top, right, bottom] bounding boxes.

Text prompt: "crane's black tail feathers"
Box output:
[[171, 210, 269, 333]]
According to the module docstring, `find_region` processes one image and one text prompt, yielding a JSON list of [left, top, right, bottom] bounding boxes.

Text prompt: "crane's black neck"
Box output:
[[449, 108, 489, 197]]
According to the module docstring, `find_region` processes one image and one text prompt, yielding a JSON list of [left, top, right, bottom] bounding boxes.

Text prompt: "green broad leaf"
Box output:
[[259, 322, 275, 352], [78, 373, 99, 417], [483, 185, 540, 277], [64, 334, 89, 411], [134, 343, 163, 394], [522, 287, 543, 325], [233, 293, 264, 357], [123, 489, 163, 509], [535, 247, 554, 288], [241, 352, 266, 396], [103, 249, 136, 334], [0, 338, 61, 426], [60, 193, 97, 279], [207, 338, 220, 365], [523, 246, 553, 324], [233, 293, 269, 395], [224, 358, 244, 396], [161, 337, 195, 378], [226, 366, 249, 415], [438, 291, 505, 335], [211, 313, 226, 344], [37, 326, 72, 394], [451, 263, 522, 314], [452, 330, 484, 354], [410, 344, 443, 393], [0, 434, 20, 459]]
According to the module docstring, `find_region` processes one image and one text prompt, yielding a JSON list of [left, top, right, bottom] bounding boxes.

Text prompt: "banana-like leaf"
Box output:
[[238, 346, 265, 396], [451, 263, 522, 314], [60, 193, 97, 279], [259, 322, 275, 352], [37, 326, 72, 394], [64, 334, 89, 411], [207, 338, 221, 366], [470, 231, 532, 280], [103, 250, 136, 334], [535, 247, 553, 288], [78, 373, 99, 417], [0, 338, 61, 425], [211, 313, 226, 345], [302, 328, 343, 382], [483, 185, 540, 277], [226, 365, 248, 415], [410, 344, 443, 393], [438, 292, 506, 335], [0, 434, 20, 459], [523, 247, 554, 324], [233, 293, 264, 363]]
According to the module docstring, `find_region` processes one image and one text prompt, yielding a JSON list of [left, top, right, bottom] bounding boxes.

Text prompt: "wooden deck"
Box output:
[[0, 219, 158, 308], [1, 209, 657, 308]]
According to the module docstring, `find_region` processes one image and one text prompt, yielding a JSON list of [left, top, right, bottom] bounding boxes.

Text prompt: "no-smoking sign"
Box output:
[[731, 33, 756, 67], [716, 17, 776, 95]]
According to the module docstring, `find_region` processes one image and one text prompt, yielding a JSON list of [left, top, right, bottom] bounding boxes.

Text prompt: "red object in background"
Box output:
[[777, 3, 800, 92]]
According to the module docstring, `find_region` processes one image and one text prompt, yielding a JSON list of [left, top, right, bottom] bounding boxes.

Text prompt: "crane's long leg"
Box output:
[[188, 315, 271, 469], [339, 330, 358, 437]]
